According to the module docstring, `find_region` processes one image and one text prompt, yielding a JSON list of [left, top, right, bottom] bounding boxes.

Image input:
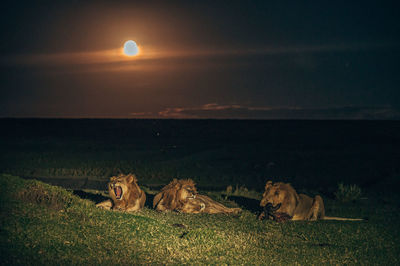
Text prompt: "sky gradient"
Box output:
[[1, 0, 399, 119]]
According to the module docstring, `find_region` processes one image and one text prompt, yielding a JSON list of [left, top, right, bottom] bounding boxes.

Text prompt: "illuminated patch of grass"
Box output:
[[1, 174, 399, 265]]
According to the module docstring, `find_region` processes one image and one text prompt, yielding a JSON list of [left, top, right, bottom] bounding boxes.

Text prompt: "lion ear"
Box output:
[[187, 179, 195, 186], [265, 181, 273, 190], [126, 174, 135, 183], [174, 180, 182, 190]]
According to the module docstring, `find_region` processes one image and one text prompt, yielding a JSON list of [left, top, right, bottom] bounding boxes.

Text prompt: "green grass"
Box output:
[[1, 174, 399, 265]]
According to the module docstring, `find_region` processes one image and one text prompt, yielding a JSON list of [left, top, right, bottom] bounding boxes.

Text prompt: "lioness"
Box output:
[[96, 173, 146, 212], [153, 179, 241, 214], [259, 181, 362, 221]]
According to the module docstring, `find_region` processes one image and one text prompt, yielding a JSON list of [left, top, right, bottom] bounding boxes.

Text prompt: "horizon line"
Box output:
[[1, 116, 399, 121]]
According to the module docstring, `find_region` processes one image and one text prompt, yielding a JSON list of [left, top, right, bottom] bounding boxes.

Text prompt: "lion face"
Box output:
[[108, 174, 138, 201], [176, 183, 198, 201], [260, 181, 286, 208], [260, 181, 300, 217], [96, 173, 146, 212]]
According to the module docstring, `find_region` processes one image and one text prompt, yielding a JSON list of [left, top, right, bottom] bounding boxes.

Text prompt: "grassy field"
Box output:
[[1, 119, 399, 264], [1, 174, 399, 265]]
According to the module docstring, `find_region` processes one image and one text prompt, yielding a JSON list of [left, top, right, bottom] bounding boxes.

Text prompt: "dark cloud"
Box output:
[[152, 104, 400, 120]]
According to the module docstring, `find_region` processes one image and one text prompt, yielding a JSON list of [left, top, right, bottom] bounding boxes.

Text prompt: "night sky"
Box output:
[[1, 0, 399, 119]]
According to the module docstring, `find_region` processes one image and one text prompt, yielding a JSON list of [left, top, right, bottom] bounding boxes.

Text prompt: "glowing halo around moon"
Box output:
[[123, 40, 139, 56]]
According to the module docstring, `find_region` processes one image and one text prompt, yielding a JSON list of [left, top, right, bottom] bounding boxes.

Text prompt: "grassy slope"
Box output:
[[1, 174, 399, 265]]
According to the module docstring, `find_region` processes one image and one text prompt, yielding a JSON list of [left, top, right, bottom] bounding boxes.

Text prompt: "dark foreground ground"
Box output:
[[0, 118, 399, 194]]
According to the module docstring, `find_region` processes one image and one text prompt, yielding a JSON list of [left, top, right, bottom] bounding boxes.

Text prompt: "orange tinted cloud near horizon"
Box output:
[[1, 42, 395, 74], [0, 44, 215, 73]]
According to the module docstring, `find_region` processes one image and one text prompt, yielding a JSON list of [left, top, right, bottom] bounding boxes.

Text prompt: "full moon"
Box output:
[[123, 40, 139, 56]]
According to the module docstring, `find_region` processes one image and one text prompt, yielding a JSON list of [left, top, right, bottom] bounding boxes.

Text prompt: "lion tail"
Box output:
[[323, 216, 364, 221]]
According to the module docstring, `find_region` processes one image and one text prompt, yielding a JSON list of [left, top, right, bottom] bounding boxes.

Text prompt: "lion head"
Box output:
[[108, 173, 146, 211], [260, 181, 300, 216], [153, 179, 198, 211]]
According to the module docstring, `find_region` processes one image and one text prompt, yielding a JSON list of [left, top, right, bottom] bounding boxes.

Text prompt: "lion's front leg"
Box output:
[[196, 195, 241, 214], [125, 199, 143, 212], [125, 205, 141, 212], [96, 199, 113, 210], [155, 199, 169, 212]]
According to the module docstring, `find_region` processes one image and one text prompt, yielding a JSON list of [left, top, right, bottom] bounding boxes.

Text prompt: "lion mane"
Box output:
[[259, 181, 362, 221], [96, 173, 146, 212], [153, 179, 197, 212], [153, 179, 241, 214]]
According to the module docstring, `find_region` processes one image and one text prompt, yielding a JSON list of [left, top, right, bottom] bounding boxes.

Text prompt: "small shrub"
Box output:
[[223, 184, 261, 200], [17, 180, 79, 210], [334, 183, 362, 203], [233, 184, 248, 196]]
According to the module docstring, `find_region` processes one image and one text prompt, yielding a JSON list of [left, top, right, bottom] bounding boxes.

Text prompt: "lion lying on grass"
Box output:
[[96, 174, 146, 212], [153, 179, 241, 214], [259, 181, 363, 221]]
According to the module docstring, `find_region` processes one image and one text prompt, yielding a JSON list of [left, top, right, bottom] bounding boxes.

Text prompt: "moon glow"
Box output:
[[123, 40, 139, 56]]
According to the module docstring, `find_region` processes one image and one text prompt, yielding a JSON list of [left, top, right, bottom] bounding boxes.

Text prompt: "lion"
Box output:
[[96, 173, 146, 212], [259, 181, 363, 221], [153, 179, 241, 214]]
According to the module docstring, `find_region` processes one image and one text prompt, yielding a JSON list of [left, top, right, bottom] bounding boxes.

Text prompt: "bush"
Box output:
[[334, 183, 362, 203], [17, 181, 73, 210], [223, 184, 261, 200]]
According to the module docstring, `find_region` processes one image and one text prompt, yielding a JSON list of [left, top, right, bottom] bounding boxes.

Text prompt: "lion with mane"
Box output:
[[259, 181, 363, 221], [96, 173, 146, 212], [153, 179, 241, 214]]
